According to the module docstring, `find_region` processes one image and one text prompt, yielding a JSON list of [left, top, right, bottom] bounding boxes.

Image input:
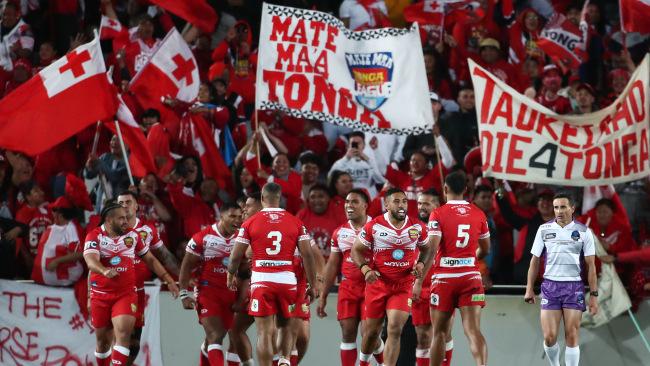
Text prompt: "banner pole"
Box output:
[[627, 309, 650, 355], [114, 120, 135, 186], [255, 109, 261, 167], [433, 134, 445, 202], [91, 121, 101, 157]]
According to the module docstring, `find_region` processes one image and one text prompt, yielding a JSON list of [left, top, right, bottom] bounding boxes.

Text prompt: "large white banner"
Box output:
[[469, 55, 650, 186], [256, 3, 434, 135], [0, 280, 162, 366]]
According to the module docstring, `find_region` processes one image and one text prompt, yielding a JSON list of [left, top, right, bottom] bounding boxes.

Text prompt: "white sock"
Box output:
[[373, 338, 384, 355], [113, 345, 130, 357], [291, 349, 299, 357], [359, 352, 372, 362], [565, 346, 580, 366], [207, 343, 223, 352], [200, 341, 208, 357], [226, 352, 240, 362], [445, 340, 454, 351], [543, 342, 560, 366], [95, 350, 111, 359], [278, 357, 290, 366], [415, 348, 430, 359], [242, 359, 254, 366], [340, 342, 357, 350]]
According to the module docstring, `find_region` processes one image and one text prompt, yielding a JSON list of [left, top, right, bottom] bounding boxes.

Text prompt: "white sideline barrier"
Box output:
[[160, 293, 650, 366]]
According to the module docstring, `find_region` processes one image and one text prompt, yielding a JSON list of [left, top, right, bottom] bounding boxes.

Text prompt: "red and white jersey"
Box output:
[[292, 238, 319, 285], [84, 225, 148, 298], [15, 203, 52, 255], [358, 213, 427, 282], [31, 222, 84, 286], [428, 200, 489, 276], [132, 218, 164, 288], [125, 37, 161, 75], [331, 220, 371, 283], [235, 208, 310, 285], [186, 224, 236, 288]]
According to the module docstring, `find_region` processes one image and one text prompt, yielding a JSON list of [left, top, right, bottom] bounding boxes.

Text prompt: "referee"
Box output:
[[524, 192, 598, 366]]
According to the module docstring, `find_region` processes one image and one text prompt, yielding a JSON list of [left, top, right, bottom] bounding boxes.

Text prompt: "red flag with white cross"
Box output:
[[0, 36, 118, 155], [128, 28, 199, 115]]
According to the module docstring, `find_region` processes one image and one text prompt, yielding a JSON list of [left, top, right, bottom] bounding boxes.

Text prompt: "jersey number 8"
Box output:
[[456, 225, 470, 248], [266, 231, 282, 255]]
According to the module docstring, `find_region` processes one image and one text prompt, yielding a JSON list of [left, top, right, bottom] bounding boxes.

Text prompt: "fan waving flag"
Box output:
[[129, 28, 199, 118], [103, 95, 158, 178], [537, 13, 587, 73], [149, 0, 218, 34], [403, 0, 445, 42], [0, 36, 118, 155], [620, 0, 650, 34], [99, 15, 129, 50]]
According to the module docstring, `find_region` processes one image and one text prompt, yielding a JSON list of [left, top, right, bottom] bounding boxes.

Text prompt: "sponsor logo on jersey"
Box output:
[[188, 241, 197, 251], [256, 260, 292, 267], [440, 257, 475, 267], [301, 303, 309, 313], [86, 241, 98, 249], [571, 230, 580, 241], [288, 304, 296, 313], [408, 228, 419, 240], [110, 256, 122, 266], [124, 237, 134, 247], [379, 232, 388, 237], [471, 294, 485, 302], [541, 298, 548, 305], [222, 257, 230, 267], [544, 233, 557, 240], [251, 299, 259, 312], [577, 294, 584, 304], [407, 298, 412, 307], [91, 281, 98, 287], [392, 249, 405, 260], [429, 221, 439, 230], [431, 293, 439, 306], [384, 261, 411, 267], [345, 51, 394, 111], [454, 206, 469, 216], [201, 309, 208, 314]]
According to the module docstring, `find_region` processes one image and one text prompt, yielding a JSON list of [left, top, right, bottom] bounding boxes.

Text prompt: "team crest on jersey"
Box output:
[[124, 237, 134, 247], [269, 213, 279, 221], [302, 303, 309, 313], [392, 249, 405, 260], [544, 233, 556, 240], [571, 230, 580, 241], [454, 206, 469, 216], [408, 228, 419, 240], [345, 52, 394, 111], [139, 231, 148, 241]]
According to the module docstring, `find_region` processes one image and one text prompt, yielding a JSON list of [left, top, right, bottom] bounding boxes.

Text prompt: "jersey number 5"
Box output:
[[456, 224, 470, 248], [266, 231, 282, 255]]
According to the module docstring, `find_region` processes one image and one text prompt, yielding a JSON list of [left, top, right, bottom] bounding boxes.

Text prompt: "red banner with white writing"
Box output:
[[0, 280, 162, 365], [469, 55, 650, 186]]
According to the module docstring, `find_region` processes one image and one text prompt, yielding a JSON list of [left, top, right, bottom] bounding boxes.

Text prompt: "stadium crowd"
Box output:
[[0, 0, 649, 364]]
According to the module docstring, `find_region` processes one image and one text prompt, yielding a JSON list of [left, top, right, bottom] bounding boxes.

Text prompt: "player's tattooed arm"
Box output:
[[153, 245, 180, 277]]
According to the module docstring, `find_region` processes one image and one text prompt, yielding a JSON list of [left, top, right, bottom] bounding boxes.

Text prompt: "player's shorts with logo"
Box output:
[[540, 280, 586, 311], [364, 278, 412, 319], [430, 272, 485, 312], [337, 279, 366, 321], [249, 281, 297, 318], [135, 288, 146, 328], [90, 291, 138, 329], [294, 280, 311, 320], [195, 284, 237, 329]]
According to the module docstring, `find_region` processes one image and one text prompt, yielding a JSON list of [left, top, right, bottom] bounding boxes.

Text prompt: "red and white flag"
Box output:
[[103, 95, 158, 178], [99, 15, 129, 50], [179, 113, 231, 189], [149, 0, 218, 34], [129, 28, 199, 115], [404, 0, 445, 42], [620, 0, 650, 34], [537, 13, 587, 73], [0, 36, 118, 155]]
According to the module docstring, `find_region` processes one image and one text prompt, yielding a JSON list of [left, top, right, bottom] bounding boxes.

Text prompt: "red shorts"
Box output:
[[249, 281, 297, 318], [411, 288, 431, 326], [430, 272, 486, 312], [363, 279, 412, 319], [135, 289, 146, 328], [294, 281, 310, 321], [337, 280, 366, 321], [196, 285, 237, 329], [90, 292, 138, 329]]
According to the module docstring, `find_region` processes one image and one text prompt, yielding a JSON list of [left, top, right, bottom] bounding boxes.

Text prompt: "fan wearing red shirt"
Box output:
[[116, 191, 180, 365], [536, 65, 571, 114], [297, 184, 345, 259], [227, 183, 319, 366], [317, 189, 374, 366], [421, 171, 490, 366], [15, 181, 52, 257], [83, 204, 179, 366], [352, 188, 431, 366], [178, 202, 244, 366]]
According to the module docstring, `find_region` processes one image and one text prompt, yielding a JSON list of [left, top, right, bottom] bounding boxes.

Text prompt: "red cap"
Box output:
[[542, 64, 560, 77], [464, 146, 482, 176], [576, 82, 595, 96]]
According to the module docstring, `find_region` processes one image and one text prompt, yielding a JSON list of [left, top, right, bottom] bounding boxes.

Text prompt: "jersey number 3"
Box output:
[[266, 231, 282, 255], [456, 225, 470, 248]]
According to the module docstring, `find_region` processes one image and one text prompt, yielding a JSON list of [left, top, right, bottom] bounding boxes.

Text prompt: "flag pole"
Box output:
[[91, 121, 102, 157], [433, 133, 446, 202], [627, 309, 650, 355], [114, 119, 135, 186], [255, 109, 261, 167]]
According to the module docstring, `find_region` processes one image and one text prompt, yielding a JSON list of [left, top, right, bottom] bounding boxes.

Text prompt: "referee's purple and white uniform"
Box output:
[[531, 220, 596, 311]]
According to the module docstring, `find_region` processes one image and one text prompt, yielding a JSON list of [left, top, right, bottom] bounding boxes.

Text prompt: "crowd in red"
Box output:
[[0, 0, 649, 311]]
